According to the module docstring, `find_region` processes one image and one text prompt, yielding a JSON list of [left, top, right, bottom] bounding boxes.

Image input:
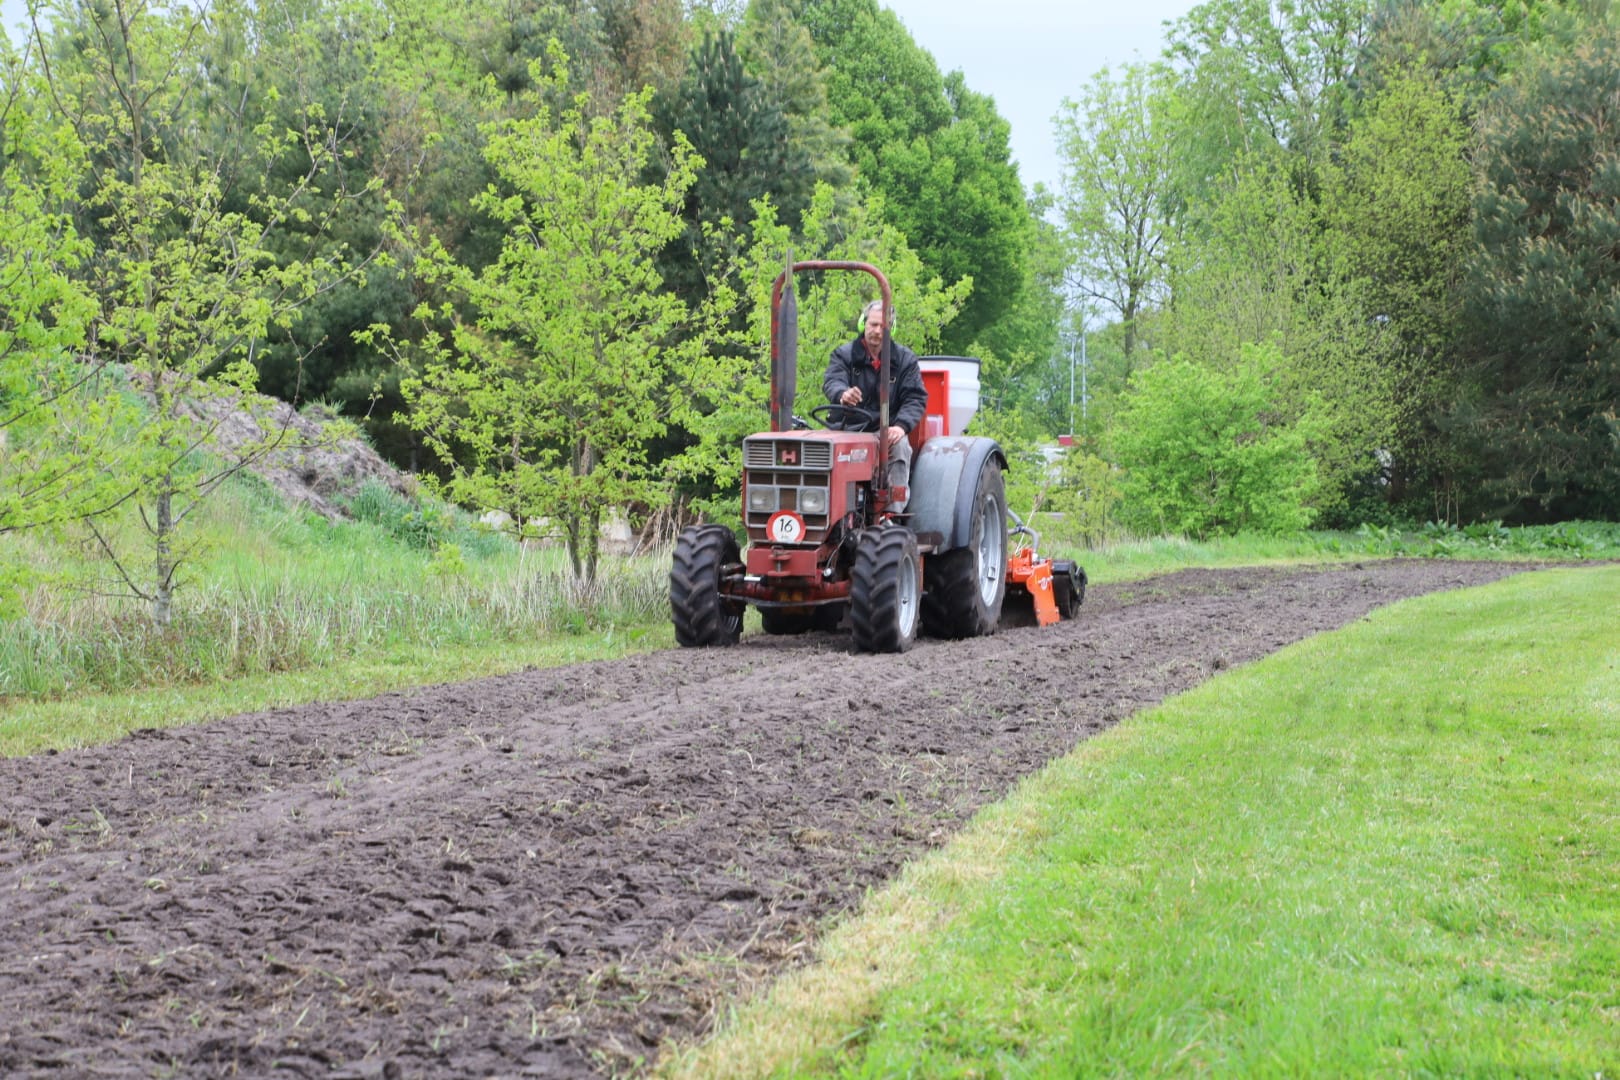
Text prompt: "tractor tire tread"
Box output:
[[850, 525, 919, 653], [670, 525, 743, 647]]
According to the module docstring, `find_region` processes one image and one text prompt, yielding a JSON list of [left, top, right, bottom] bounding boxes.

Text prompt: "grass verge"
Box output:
[[665, 564, 1620, 1078]]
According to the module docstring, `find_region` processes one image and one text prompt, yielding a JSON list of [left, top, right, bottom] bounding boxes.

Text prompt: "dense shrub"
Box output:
[[1112, 345, 1322, 538]]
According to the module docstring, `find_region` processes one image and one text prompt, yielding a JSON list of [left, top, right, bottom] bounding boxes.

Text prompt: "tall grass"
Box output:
[[5, 467, 1616, 704], [0, 477, 671, 701]]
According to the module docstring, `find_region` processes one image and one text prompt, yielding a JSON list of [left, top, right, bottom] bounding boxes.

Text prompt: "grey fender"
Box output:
[[908, 436, 1005, 551]]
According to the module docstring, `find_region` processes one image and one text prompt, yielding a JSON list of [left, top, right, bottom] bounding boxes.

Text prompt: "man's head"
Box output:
[[861, 299, 891, 354]]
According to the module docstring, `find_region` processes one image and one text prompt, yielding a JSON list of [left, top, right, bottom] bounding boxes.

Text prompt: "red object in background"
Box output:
[[913, 367, 951, 452]]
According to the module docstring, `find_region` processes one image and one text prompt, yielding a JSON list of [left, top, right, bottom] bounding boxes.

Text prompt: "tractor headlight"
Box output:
[[747, 486, 777, 513], [799, 487, 828, 514]]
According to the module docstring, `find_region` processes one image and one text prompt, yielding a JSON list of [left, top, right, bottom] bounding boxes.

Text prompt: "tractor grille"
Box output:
[[744, 439, 832, 471], [742, 438, 833, 543]]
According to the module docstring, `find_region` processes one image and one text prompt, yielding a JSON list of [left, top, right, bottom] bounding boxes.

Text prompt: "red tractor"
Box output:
[[670, 260, 1084, 652]]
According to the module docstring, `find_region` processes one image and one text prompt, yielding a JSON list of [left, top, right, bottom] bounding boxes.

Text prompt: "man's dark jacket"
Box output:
[[822, 336, 929, 434]]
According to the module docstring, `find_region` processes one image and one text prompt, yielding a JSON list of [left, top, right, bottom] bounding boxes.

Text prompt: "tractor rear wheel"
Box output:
[[922, 456, 1007, 638], [850, 526, 920, 653], [670, 525, 743, 646]]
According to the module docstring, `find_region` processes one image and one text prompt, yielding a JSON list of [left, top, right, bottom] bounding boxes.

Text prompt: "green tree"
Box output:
[[40, 0, 383, 626], [973, 192, 1069, 431], [1164, 0, 1372, 177], [1113, 345, 1322, 538], [1317, 69, 1472, 516], [0, 40, 112, 564], [1159, 150, 1398, 521], [735, 0, 851, 196], [799, 0, 1029, 353], [1055, 62, 1179, 359], [927, 72, 1032, 354], [1457, 25, 1620, 521], [233, 0, 418, 415], [384, 54, 746, 581], [596, 0, 691, 98], [1351, 0, 1578, 108], [651, 28, 813, 302]]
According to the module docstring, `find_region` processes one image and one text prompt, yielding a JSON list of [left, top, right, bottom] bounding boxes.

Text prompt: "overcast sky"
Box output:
[[2, 0, 1197, 192], [881, 0, 1196, 194]]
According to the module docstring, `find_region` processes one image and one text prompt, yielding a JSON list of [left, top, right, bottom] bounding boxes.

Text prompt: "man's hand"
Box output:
[[884, 425, 905, 449], [839, 387, 862, 407]]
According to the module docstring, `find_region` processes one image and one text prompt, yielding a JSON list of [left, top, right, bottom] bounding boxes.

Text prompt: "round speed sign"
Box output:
[[765, 511, 806, 545]]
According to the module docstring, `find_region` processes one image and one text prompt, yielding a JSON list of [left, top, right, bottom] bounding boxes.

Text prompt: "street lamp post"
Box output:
[[1080, 330, 1088, 436], [1068, 333, 1076, 438]]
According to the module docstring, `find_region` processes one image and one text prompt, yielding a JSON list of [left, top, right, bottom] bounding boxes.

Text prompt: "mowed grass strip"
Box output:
[[667, 565, 1620, 1078]]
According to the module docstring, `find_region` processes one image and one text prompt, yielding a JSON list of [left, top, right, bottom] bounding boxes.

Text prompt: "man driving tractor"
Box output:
[[821, 299, 929, 513]]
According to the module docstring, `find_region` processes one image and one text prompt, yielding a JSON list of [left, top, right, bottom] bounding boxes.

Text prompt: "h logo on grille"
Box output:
[[779, 445, 798, 466]]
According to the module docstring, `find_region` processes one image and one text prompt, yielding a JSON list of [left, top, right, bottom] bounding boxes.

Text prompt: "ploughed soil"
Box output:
[[0, 560, 1534, 1078]]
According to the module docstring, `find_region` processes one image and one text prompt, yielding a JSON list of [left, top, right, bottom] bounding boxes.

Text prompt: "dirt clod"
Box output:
[[0, 560, 1531, 1077]]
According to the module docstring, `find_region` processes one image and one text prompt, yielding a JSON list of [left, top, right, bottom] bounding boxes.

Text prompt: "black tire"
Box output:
[[849, 526, 920, 653], [813, 601, 848, 632], [670, 525, 743, 647], [922, 457, 1007, 638], [1052, 560, 1086, 619], [760, 607, 813, 635], [760, 603, 847, 635]]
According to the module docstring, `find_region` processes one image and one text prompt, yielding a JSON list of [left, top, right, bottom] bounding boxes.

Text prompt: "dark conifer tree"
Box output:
[[1458, 27, 1620, 520], [652, 29, 813, 304]]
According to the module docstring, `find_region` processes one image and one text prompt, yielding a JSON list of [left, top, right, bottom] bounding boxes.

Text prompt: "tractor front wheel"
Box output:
[[671, 525, 743, 646], [850, 526, 919, 653]]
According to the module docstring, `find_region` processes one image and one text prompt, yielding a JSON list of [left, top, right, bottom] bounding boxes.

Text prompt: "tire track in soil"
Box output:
[[0, 560, 1531, 1078]]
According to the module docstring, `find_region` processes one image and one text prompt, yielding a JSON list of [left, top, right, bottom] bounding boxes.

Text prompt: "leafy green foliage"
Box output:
[[1055, 62, 1179, 358], [30, 0, 385, 626], [0, 45, 108, 577], [343, 479, 506, 557], [382, 51, 746, 582], [1113, 346, 1322, 537], [232, 0, 419, 418], [1314, 71, 1472, 516], [1041, 446, 1126, 548], [1354, 0, 1580, 107], [735, 0, 852, 195], [1165, 0, 1370, 172], [969, 194, 1068, 428], [651, 29, 813, 299], [1334, 518, 1619, 560], [1159, 151, 1400, 523], [799, 0, 1031, 354]]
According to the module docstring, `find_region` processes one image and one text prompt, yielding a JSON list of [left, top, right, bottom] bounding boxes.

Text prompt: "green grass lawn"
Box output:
[[669, 564, 1620, 1078]]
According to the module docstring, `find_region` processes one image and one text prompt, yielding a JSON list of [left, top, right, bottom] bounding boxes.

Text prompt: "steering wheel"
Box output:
[[808, 402, 879, 431]]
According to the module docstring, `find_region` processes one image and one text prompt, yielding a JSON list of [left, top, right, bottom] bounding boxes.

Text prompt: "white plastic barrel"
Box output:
[[919, 355, 981, 436]]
